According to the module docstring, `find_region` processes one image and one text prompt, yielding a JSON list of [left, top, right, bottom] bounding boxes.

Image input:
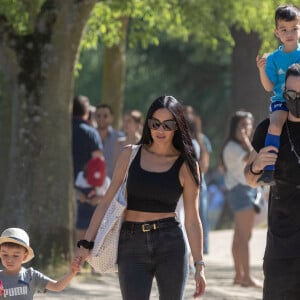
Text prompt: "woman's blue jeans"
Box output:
[[117, 217, 188, 300]]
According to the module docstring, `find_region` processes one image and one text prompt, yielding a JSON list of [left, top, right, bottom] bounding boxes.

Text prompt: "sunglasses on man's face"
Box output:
[[148, 118, 177, 131], [283, 90, 300, 101]]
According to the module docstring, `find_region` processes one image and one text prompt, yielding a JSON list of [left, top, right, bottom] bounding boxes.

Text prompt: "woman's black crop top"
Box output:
[[126, 147, 184, 213]]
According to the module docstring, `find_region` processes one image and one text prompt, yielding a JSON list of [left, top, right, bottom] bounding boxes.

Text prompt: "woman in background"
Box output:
[[114, 110, 143, 165], [222, 110, 261, 288]]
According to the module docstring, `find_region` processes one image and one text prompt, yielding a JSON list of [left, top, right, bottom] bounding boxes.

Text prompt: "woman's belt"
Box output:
[[122, 217, 178, 232]]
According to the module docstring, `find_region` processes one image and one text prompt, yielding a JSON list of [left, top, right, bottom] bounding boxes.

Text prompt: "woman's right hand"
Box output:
[[240, 128, 252, 145]]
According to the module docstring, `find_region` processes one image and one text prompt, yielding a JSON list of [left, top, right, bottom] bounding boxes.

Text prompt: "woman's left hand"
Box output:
[[193, 269, 206, 298]]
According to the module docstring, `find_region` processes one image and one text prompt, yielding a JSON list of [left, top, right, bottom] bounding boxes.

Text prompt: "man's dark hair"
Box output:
[[73, 95, 90, 117], [96, 104, 113, 115]]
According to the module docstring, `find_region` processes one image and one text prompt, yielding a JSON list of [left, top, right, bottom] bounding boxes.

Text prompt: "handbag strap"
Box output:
[[122, 144, 141, 184]]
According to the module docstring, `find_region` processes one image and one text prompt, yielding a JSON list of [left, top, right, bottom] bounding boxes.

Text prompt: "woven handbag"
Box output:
[[87, 145, 140, 273]]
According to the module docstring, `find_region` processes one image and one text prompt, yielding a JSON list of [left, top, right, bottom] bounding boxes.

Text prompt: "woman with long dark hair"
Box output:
[[222, 110, 261, 287], [76, 96, 206, 299]]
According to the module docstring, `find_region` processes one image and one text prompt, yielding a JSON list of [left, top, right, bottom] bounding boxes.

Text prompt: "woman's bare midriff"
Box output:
[[124, 210, 176, 222]]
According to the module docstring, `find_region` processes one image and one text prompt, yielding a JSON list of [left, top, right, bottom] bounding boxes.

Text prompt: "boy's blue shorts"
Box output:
[[270, 101, 288, 113]]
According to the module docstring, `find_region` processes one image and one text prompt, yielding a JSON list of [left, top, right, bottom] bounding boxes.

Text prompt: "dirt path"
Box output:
[[35, 228, 266, 299]]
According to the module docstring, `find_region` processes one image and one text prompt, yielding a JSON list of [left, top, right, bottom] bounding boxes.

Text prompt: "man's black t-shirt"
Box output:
[[252, 119, 300, 259]]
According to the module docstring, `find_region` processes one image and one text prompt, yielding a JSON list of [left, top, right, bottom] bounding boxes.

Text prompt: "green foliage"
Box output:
[[1, 0, 294, 55], [227, 0, 280, 52], [76, 0, 300, 166], [74, 44, 104, 104], [82, 0, 299, 54], [178, 0, 235, 49], [79, 0, 293, 165], [0, 0, 43, 34], [127, 0, 190, 48], [83, 0, 191, 50], [179, 0, 294, 52], [84, 2, 124, 49]]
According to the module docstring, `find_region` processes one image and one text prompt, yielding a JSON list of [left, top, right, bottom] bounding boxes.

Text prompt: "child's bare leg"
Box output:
[[257, 110, 288, 185], [268, 110, 288, 136]]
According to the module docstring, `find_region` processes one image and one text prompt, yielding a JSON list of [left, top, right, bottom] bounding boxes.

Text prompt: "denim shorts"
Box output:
[[263, 258, 300, 300], [117, 217, 188, 300], [227, 184, 256, 213]]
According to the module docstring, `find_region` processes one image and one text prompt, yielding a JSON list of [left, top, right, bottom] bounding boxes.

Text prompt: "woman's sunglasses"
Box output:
[[283, 90, 300, 101], [148, 118, 177, 131]]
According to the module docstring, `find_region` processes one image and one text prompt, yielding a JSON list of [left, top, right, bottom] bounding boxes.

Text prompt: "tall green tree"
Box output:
[[0, 0, 97, 266], [231, 28, 270, 120]]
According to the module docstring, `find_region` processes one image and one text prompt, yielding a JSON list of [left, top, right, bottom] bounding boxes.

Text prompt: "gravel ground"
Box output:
[[35, 228, 266, 299]]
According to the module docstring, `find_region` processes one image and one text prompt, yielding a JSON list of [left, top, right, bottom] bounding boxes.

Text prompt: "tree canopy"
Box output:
[[82, 0, 284, 53]]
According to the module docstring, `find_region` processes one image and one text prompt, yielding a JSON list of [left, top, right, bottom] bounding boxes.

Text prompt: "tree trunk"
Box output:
[[102, 17, 128, 129], [0, 57, 15, 205], [0, 0, 96, 267], [230, 28, 270, 125]]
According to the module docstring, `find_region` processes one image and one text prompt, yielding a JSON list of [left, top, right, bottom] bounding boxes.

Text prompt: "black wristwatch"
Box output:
[[77, 239, 94, 250]]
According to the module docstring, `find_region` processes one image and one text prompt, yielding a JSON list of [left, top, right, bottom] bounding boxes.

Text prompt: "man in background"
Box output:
[[95, 104, 124, 179], [72, 95, 103, 242], [72, 95, 103, 179]]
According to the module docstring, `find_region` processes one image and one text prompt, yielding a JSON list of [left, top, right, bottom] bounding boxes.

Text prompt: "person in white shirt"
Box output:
[[221, 110, 261, 288]]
